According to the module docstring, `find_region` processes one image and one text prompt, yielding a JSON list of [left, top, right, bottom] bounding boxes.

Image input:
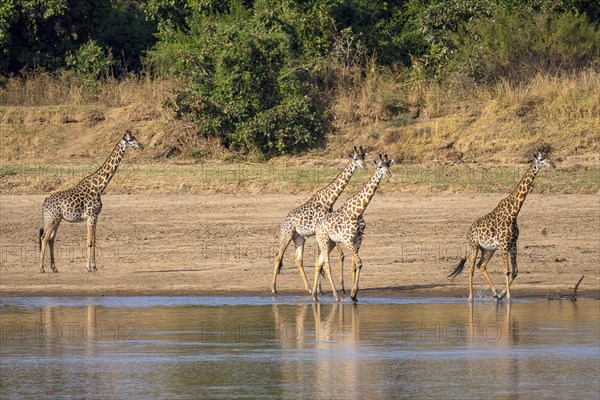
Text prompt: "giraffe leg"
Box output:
[[312, 239, 334, 301], [48, 221, 61, 273], [39, 230, 50, 273], [345, 243, 362, 302], [322, 258, 341, 302], [353, 217, 365, 289], [477, 249, 498, 299], [335, 244, 346, 294], [86, 217, 98, 272], [315, 246, 324, 296], [293, 235, 312, 294], [467, 246, 479, 302], [313, 248, 324, 295], [271, 228, 293, 294], [498, 244, 518, 301], [315, 242, 336, 295], [39, 219, 59, 273], [499, 250, 512, 302], [312, 246, 325, 302]]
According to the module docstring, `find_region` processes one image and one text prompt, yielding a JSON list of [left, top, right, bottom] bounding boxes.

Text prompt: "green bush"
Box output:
[[1, 0, 155, 75], [150, 1, 326, 157], [66, 40, 114, 79], [404, 0, 495, 74], [451, 6, 600, 82]]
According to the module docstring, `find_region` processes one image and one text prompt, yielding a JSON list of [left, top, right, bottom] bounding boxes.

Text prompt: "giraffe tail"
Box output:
[[448, 257, 467, 280], [38, 228, 44, 251]]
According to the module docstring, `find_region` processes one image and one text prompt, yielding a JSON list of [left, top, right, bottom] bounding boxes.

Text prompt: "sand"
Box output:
[[0, 193, 598, 299]]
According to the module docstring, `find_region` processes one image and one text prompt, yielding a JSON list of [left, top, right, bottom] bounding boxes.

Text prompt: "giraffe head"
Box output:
[[122, 130, 144, 150], [349, 146, 368, 170], [532, 144, 555, 170], [372, 154, 394, 178]]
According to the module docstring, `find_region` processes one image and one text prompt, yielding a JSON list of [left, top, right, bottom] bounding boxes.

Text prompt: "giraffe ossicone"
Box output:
[[38, 130, 143, 273], [448, 144, 555, 302]]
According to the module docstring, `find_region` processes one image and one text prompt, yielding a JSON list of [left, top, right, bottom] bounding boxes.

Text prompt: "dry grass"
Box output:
[[0, 70, 177, 109], [1, 67, 598, 167], [331, 66, 600, 164], [1, 73, 238, 168]]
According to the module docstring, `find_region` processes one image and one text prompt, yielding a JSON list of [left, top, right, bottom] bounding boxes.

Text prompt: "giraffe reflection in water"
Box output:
[[272, 302, 361, 399]]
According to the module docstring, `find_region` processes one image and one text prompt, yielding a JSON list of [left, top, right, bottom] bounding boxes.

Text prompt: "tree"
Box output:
[[0, 0, 155, 75]]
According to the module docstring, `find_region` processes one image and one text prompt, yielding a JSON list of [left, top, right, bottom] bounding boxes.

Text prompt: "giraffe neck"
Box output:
[[79, 139, 127, 195], [345, 170, 384, 218], [314, 161, 356, 209], [504, 162, 540, 218]]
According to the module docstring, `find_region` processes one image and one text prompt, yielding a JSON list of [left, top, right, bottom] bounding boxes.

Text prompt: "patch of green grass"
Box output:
[[2, 162, 598, 195]]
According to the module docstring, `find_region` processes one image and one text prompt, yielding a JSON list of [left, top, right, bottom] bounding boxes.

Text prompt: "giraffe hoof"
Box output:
[[39, 269, 45, 273], [350, 296, 358, 303]]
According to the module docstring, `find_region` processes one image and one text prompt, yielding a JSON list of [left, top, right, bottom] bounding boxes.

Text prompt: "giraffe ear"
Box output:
[[389, 159, 395, 165], [372, 160, 378, 166]]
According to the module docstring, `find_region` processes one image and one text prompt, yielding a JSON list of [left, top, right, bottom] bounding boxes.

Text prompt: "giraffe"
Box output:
[[312, 154, 394, 302], [271, 146, 368, 295], [38, 130, 143, 273], [448, 145, 555, 302]]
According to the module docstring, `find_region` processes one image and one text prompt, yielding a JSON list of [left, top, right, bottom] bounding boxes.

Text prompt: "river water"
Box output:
[[1, 296, 598, 399]]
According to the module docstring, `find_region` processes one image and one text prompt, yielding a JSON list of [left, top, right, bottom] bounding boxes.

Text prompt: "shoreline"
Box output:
[[2, 286, 597, 299]]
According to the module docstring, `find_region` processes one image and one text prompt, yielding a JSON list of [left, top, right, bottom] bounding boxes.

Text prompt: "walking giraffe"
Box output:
[[312, 154, 394, 302], [448, 145, 555, 302], [271, 146, 368, 295], [38, 130, 143, 273]]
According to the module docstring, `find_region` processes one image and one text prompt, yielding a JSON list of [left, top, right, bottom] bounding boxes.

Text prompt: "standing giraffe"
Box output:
[[448, 145, 555, 302], [38, 130, 143, 273], [271, 146, 368, 295], [312, 154, 394, 302]]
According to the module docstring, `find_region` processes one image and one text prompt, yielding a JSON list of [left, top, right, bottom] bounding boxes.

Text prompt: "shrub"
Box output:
[[66, 40, 114, 79], [150, 1, 327, 157], [450, 6, 600, 82]]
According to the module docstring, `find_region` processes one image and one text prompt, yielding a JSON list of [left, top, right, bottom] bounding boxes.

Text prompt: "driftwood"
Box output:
[[548, 275, 584, 301]]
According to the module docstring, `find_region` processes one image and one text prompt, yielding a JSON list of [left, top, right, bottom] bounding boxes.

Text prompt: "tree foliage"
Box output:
[[0, 0, 155, 74], [2, 0, 598, 157], [150, 1, 327, 156], [451, 5, 600, 82]]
